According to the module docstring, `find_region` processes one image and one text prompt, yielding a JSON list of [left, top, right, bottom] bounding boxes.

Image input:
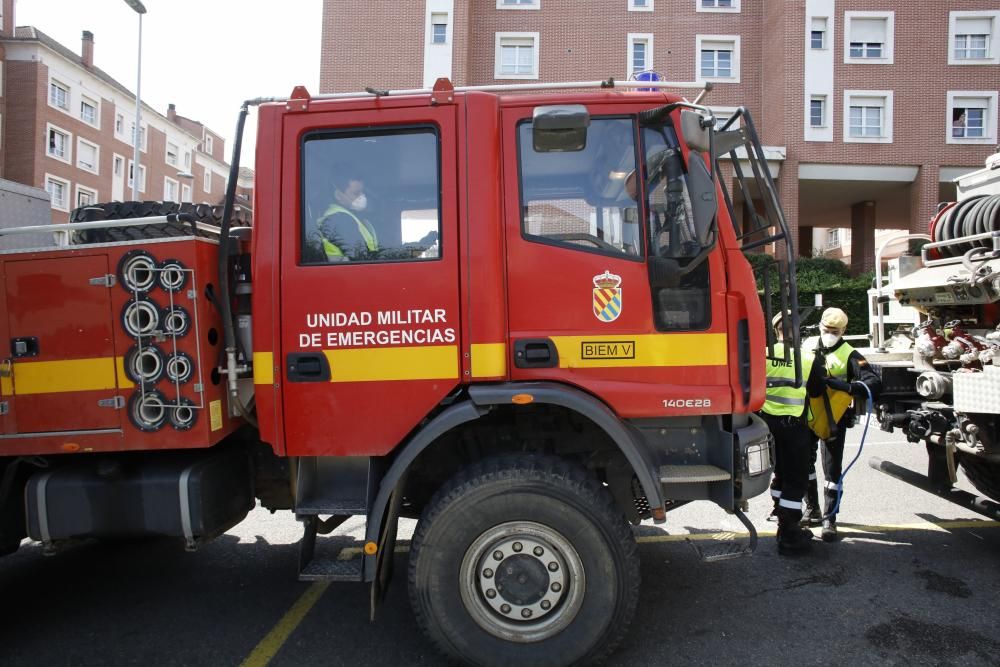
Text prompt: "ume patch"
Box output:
[[581, 341, 636, 360]]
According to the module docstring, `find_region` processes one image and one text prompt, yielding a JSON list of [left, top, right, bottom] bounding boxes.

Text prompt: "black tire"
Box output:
[[958, 455, 1000, 503], [408, 454, 639, 667]]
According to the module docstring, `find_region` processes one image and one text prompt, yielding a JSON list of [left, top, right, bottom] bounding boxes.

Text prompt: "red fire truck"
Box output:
[[0, 79, 799, 665]]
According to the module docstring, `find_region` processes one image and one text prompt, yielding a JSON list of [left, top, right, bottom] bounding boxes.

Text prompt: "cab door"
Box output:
[[502, 104, 732, 418], [278, 103, 461, 457]]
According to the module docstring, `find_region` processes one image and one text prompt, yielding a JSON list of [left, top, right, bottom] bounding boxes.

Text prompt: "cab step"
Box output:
[[300, 555, 364, 582], [297, 514, 366, 582], [685, 507, 758, 563], [659, 464, 731, 483]]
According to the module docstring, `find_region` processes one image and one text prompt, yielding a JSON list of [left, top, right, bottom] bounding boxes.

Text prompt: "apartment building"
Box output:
[[321, 0, 998, 273], [0, 0, 244, 225]]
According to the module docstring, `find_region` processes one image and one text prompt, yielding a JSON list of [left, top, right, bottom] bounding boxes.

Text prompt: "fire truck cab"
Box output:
[[0, 79, 799, 666]]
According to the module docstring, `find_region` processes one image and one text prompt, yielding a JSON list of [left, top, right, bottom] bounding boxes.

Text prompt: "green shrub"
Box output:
[[744, 252, 873, 335]]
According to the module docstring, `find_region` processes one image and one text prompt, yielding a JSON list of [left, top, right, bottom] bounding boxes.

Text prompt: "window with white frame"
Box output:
[[181, 183, 192, 203], [129, 122, 147, 150], [47, 125, 71, 163], [204, 169, 212, 193], [949, 12, 999, 65], [128, 161, 147, 193], [811, 17, 828, 49], [947, 92, 998, 144], [80, 97, 98, 126], [76, 185, 98, 209], [495, 33, 540, 79], [629, 0, 653, 11], [184, 151, 191, 169], [205, 135, 214, 154], [115, 113, 124, 137], [628, 34, 653, 76], [164, 177, 179, 202], [76, 138, 99, 173], [845, 12, 894, 63], [49, 80, 69, 111], [698, 0, 739, 13], [844, 91, 893, 143], [810, 96, 826, 127], [114, 154, 124, 177], [431, 13, 448, 44], [497, 0, 539, 8], [166, 142, 179, 166], [826, 228, 841, 249], [697, 36, 740, 82], [46, 175, 70, 211]]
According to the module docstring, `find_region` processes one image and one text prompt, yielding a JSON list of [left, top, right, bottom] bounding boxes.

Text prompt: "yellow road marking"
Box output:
[[240, 582, 329, 667]]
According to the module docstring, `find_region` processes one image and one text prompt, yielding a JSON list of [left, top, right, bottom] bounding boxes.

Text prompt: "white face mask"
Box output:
[[821, 333, 840, 348], [349, 193, 368, 211]]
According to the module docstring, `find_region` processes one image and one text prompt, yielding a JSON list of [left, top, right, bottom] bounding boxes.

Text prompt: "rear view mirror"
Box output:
[[686, 156, 718, 248], [680, 109, 711, 153], [532, 105, 590, 152]]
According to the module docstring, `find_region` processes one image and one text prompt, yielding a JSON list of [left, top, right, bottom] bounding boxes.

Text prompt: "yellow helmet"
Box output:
[[821, 307, 848, 330]]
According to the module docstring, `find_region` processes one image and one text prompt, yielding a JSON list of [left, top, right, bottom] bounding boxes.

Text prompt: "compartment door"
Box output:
[[4, 256, 122, 434]]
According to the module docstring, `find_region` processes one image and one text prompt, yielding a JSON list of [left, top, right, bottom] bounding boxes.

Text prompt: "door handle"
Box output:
[[287, 353, 331, 382], [514, 339, 559, 369], [11, 337, 39, 358]]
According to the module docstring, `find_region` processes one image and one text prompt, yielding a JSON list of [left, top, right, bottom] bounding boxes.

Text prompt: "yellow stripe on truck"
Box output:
[[471, 343, 507, 378], [322, 345, 459, 383], [253, 352, 275, 386], [550, 333, 728, 369], [5, 357, 122, 395]]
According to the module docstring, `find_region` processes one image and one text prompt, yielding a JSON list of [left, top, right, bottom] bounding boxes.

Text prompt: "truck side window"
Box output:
[[300, 127, 441, 264], [517, 118, 642, 259]]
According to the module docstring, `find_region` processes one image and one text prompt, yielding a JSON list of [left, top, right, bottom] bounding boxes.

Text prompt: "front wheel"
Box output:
[[408, 455, 640, 667]]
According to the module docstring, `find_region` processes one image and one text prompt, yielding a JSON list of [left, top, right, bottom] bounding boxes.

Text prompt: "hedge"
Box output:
[[745, 253, 874, 336]]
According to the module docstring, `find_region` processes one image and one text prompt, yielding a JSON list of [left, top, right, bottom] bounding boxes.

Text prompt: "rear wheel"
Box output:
[[958, 455, 1000, 502], [408, 454, 639, 667]]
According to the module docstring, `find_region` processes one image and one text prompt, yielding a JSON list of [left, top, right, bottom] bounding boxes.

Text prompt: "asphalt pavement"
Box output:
[[1, 422, 998, 666]]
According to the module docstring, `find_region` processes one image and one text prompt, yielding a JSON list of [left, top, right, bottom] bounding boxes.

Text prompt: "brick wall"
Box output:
[[321, 0, 426, 92], [4, 59, 42, 188]]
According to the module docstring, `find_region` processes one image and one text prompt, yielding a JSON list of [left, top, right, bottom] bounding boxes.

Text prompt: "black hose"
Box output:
[[219, 104, 250, 355]]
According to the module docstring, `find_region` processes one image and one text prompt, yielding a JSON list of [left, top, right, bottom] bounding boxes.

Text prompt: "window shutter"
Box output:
[[956, 17, 992, 35], [851, 18, 886, 43]]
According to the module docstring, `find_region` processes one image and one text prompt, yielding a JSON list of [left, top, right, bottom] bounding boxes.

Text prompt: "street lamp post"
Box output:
[[124, 0, 147, 201]]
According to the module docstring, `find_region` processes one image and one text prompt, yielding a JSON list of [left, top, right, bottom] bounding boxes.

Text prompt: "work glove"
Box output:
[[825, 377, 852, 393], [851, 381, 872, 399]]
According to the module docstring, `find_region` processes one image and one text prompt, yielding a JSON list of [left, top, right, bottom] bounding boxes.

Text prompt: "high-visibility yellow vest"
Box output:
[[804, 336, 854, 379], [317, 203, 378, 259], [803, 336, 855, 438], [762, 342, 814, 417]]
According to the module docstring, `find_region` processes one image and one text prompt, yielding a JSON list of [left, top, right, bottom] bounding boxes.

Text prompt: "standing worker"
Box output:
[[803, 308, 882, 541], [761, 313, 827, 555]]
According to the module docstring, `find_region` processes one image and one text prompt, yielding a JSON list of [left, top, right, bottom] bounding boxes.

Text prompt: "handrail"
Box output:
[[298, 79, 710, 102], [920, 229, 1000, 268]]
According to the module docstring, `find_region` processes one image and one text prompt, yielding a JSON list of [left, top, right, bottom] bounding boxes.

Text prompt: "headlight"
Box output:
[[745, 440, 770, 476]]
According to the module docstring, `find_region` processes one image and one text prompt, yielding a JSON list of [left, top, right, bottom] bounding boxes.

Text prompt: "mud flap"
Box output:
[[369, 479, 405, 622]]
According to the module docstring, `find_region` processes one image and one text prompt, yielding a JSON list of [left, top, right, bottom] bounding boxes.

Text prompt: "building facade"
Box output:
[[0, 0, 246, 225], [321, 0, 999, 273]]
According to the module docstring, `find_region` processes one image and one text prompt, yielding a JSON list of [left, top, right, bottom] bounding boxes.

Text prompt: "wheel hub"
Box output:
[[461, 521, 585, 643]]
